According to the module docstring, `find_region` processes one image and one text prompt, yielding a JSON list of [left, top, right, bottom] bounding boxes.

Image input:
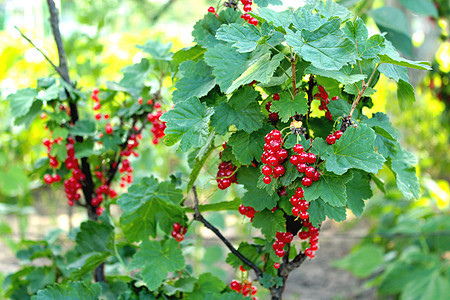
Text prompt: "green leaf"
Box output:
[[108, 59, 150, 97], [378, 63, 409, 82], [279, 160, 302, 187], [7, 88, 38, 118], [332, 245, 384, 277], [225, 242, 263, 270], [371, 7, 410, 37], [327, 97, 358, 121], [397, 79, 416, 108], [304, 171, 352, 206], [216, 23, 262, 53], [346, 170, 372, 217], [184, 273, 226, 299], [67, 252, 111, 279], [118, 177, 185, 242], [270, 92, 308, 122], [172, 45, 206, 72], [37, 84, 60, 101], [163, 277, 197, 295], [260, 273, 283, 288], [257, 8, 293, 30], [172, 60, 216, 104], [129, 239, 185, 291], [286, 18, 355, 70], [226, 52, 284, 94], [252, 209, 285, 238], [362, 112, 400, 142], [100, 134, 122, 151], [228, 125, 273, 165], [50, 142, 67, 162], [26, 267, 56, 293], [308, 198, 346, 226], [378, 40, 431, 70], [69, 120, 96, 136], [237, 166, 279, 211], [379, 263, 429, 294], [313, 0, 353, 20], [323, 124, 386, 175], [387, 146, 421, 199], [187, 132, 215, 192], [184, 198, 241, 213], [32, 281, 102, 300], [74, 141, 100, 158], [204, 44, 270, 93], [136, 40, 173, 61], [160, 97, 214, 152], [211, 86, 264, 135], [254, 0, 283, 8], [305, 65, 366, 84], [343, 84, 376, 97], [343, 17, 385, 59], [14, 100, 43, 127], [399, 0, 438, 18], [75, 220, 114, 254], [192, 9, 243, 48]]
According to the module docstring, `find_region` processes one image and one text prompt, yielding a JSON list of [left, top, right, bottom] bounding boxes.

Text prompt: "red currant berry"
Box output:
[[275, 249, 285, 257], [171, 230, 178, 238], [243, 4, 252, 12], [306, 152, 316, 164], [326, 134, 336, 145], [295, 187, 304, 197], [52, 174, 61, 182], [273, 165, 285, 177], [305, 248, 314, 257], [246, 207, 255, 219], [96, 207, 104, 216], [334, 130, 343, 139], [263, 176, 272, 184], [293, 144, 304, 153], [262, 165, 272, 176], [273, 240, 285, 250], [274, 262, 280, 269], [277, 149, 288, 161], [105, 123, 113, 135], [298, 152, 308, 163], [251, 285, 257, 295], [208, 6, 215, 13], [44, 174, 53, 184], [268, 112, 279, 121], [239, 204, 248, 215], [297, 163, 307, 173], [230, 280, 241, 291], [290, 155, 300, 165], [95, 113, 102, 120], [305, 166, 315, 178], [312, 171, 320, 181], [221, 178, 232, 189], [290, 196, 301, 207], [302, 177, 313, 187], [249, 17, 258, 26], [267, 156, 278, 166], [299, 211, 309, 220], [292, 206, 300, 216], [271, 129, 281, 139], [173, 222, 182, 232], [175, 233, 184, 242], [282, 232, 294, 243], [273, 93, 280, 101], [311, 244, 318, 251], [298, 231, 309, 239]]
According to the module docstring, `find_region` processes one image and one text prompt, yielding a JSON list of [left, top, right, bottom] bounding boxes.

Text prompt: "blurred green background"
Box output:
[[0, 0, 449, 299]]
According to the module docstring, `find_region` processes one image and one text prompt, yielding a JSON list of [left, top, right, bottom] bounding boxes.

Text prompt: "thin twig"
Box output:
[[191, 186, 263, 279], [348, 63, 379, 118]]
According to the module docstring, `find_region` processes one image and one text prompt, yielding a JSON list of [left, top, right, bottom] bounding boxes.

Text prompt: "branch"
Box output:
[[14, 26, 62, 77], [191, 187, 263, 279], [290, 56, 298, 97], [348, 63, 379, 119]]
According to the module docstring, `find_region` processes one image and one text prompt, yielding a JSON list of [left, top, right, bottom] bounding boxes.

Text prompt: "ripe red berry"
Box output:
[[44, 174, 53, 184], [334, 130, 343, 139], [52, 174, 61, 182], [326, 134, 336, 145], [230, 280, 241, 291], [311, 244, 318, 251], [273, 241, 285, 250], [293, 144, 304, 153], [274, 262, 280, 269], [282, 232, 294, 243], [138, 97, 143, 105], [249, 17, 258, 26], [275, 249, 285, 257], [271, 129, 281, 139], [312, 171, 321, 181], [239, 204, 248, 215], [246, 207, 255, 219], [262, 165, 272, 176], [267, 156, 278, 166], [105, 123, 113, 135], [306, 153, 316, 164], [298, 152, 308, 163], [292, 206, 300, 216], [290, 155, 300, 165], [302, 177, 313, 187], [273, 93, 280, 101], [208, 6, 215, 13], [298, 231, 309, 239], [299, 211, 309, 220], [263, 176, 272, 184], [295, 187, 304, 197], [96, 207, 104, 216], [243, 4, 252, 12], [305, 248, 314, 257], [297, 163, 307, 173], [95, 113, 102, 120], [273, 165, 285, 177], [305, 166, 315, 178], [175, 233, 184, 242], [173, 222, 182, 232], [277, 149, 288, 161], [268, 112, 279, 121]]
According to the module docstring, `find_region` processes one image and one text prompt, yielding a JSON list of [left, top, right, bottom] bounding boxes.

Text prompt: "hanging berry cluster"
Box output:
[[298, 220, 320, 259], [119, 158, 133, 188], [207, 6, 219, 17], [63, 137, 85, 207], [92, 88, 102, 112], [238, 204, 256, 221], [42, 137, 62, 184], [147, 102, 166, 145], [326, 130, 343, 145], [265, 93, 280, 122], [240, 0, 258, 26], [261, 129, 287, 184], [289, 143, 319, 187], [272, 231, 294, 258], [314, 85, 338, 121], [171, 222, 187, 242], [230, 279, 258, 299], [216, 161, 238, 190]]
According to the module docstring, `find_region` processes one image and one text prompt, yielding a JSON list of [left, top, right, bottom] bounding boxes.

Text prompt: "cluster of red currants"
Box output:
[[42, 137, 62, 184], [298, 220, 320, 259], [265, 93, 280, 122], [326, 130, 343, 145], [238, 204, 256, 221], [147, 103, 166, 145], [63, 137, 85, 207], [207, 6, 219, 17], [216, 160, 238, 190], [171, 222, 187, 242], [230, 279, 258, 299], [261, 129, 287, 184], [239, 0, 258, 26], [289, 143, 319, 187], [92, 88, 102, 112], [120, 131, 141, 158], [272, 231, 294, 258], [119, 158, 133, 188], [314, 85, 338, 121], [290, 187, 310, 220]]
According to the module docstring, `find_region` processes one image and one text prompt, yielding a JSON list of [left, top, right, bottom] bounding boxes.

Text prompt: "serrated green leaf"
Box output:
[[308, 198, 346, 226], [185, 198, 241, 213], [279, 161, 302, 187], [129, 239, 185, 291], [304, 171, 352, 206], [26, 267, 56, 293], [378, 63, 409, 82], [118, 177, 185, 242], [257, 8, 293, 30], [363, 112, 400, 142], [387, 146, 420, 199], [252, 209, 285, 238], [32, 281, 102, 300], [305, 65, 366, 84], [187, 132, 215, 192], [7, 88, 38, 118], [332, 245, 384, 277], [286, 18, 355, 71], [379, 263, 427, 294], [346, 170, 372, 217], [343, 17, 385, 59], [292, 5, 326, 32], [67, 252, 111, 279], [37, 84, 60, 101], [108, 59, 150, 97], [255, 0, 283, 8], [343, 83, 376, 96], [216, 23, 262, 53], [378, 40, 431, 70], [100, 134, 122, 151], [14, 100, 43, 127], [37, 77, 56, 89], [227, 52, 284, 94], [74, 141, 100, 158], [136, 40, 173, 61], [192, 9, 243, 48], [172, 45, 206, 72], [69, 120, 96, 136], [160, 97, 214, 152], [237, 166, 279, 211], [228, 125, 273, 165], [225, 242, 263, 270], [323, 124, 386, 175], [172, 60, 216, 104], [397, 79, 415, 108], [49, 142, 67, 162], [270, 91, 308, 122], [211, 87, 264, 135], [75, 220, 114, 254], [260, 273, 283, 288], [184, 273, 226, 299], [313, 0, 353, 20], [163, 277, 197, 296]]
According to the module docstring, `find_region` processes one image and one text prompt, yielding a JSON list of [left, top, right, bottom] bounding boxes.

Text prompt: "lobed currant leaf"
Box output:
[[252, 209, 285, 238], [7, 88, 38, 119], [33, 281, 102, 300], [270, 91, 308, 122], [75, 220, 114, 254], [303, 170, 352, 206], [308, 198, 346, 226], [345, 170, 373, 217], [228, 125, 274, 165]]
